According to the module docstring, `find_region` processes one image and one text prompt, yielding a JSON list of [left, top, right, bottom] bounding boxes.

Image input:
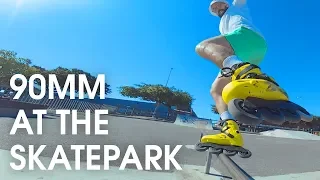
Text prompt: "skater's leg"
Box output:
[[196, 27, 268, 126], [195, 35, 237, 124], [210, 72, 235, 126], [195, 35, 234, 68], [210, 73, 230, 114], [195, 38, 247, 149]]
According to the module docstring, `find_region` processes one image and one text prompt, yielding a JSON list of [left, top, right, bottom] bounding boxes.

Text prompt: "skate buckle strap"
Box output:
[[221, 63, 280, 86], [235, 63, 259, 80], [220, 62, 250, 78], [253, 74, 279, 86], [221, 127, 235, 138], [235, 63, 280, 86]]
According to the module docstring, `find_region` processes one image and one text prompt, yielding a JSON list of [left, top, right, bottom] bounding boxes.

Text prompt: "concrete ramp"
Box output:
[[174, 114, 213, 130]]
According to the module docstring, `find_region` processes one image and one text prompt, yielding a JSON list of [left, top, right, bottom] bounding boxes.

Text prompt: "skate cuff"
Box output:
[[220, 111, 234, 121]]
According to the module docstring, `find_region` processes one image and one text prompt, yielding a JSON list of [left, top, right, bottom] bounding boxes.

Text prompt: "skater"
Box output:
[[195, 0, 272, 149]]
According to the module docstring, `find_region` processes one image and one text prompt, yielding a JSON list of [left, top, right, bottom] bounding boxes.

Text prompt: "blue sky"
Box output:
[[0, 0, 319, 119]]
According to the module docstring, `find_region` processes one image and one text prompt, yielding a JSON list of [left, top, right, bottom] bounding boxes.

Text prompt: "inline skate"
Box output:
[[194, 62, 313, 157], [195, 119, 252, 158], [221, 62, 313, 125]]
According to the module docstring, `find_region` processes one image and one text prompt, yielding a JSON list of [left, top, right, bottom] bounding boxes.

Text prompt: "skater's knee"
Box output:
[[195, 36, 234, 67], [210, 87, 224, 103], [210, 76, 231, 100], [195, 40, 211, 57], [210, 82, 223, 100]]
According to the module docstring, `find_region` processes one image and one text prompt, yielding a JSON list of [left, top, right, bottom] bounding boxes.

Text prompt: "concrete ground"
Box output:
[[1, 114, 320, 179]]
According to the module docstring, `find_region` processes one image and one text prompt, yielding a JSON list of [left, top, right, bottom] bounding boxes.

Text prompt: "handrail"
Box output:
[[205, 147, 254, 180], [218, 153, 254, 180]]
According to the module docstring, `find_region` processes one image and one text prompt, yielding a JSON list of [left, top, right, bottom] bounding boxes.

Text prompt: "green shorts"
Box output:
[[224, 26, 267, 65]]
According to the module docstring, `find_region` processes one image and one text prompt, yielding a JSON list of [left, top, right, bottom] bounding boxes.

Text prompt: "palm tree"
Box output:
[[211, 104, 219, 114]]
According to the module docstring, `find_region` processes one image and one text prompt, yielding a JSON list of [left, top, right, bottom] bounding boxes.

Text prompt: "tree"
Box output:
[[0, 49, 37, 86], [119, 83, 194, 116], [0, 49, 111, 95], [211, 104, 219, 114], [68, 68, 111, 95], [171, 89, 193, 111]]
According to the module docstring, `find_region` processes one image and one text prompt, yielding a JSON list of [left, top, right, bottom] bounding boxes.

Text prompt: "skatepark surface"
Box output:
[[1, 114, 320, 180]]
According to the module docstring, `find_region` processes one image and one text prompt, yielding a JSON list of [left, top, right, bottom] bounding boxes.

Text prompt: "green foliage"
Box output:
[[171, 88, 194, 110], [0, 49, 111, 95], [119, 85, 142, 99], [0, 50, 37, 86], [119, 83, 194, 110], [211, 104, 219, 114]]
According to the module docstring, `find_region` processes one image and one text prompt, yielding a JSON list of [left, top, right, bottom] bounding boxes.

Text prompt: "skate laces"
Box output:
[[219, 63, 279, 86]]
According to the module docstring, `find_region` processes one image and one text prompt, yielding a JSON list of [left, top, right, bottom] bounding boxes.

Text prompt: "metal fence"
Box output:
[[0, 86, 177, 120], [14, 94, 117, 113], [0, 85, 191, 121], [112, 104, 178, 120], [0, 86, 118, 114]]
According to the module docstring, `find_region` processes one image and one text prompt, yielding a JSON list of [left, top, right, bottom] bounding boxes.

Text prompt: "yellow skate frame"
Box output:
[[222, 79, 289, 104]]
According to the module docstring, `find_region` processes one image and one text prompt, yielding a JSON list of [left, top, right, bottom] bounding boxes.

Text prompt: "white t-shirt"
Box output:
[[219, 0, 263, 37]]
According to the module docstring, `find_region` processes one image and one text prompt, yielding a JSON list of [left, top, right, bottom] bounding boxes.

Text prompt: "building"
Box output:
[[85, 96, 198, 120], [0, 84, 197, 121]]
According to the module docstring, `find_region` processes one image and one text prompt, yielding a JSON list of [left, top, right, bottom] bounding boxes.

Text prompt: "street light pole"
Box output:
[[165, 68, 173, 87]]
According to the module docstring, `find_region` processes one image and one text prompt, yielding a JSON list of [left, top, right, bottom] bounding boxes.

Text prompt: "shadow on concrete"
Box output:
[[207, 172, 232, 179]]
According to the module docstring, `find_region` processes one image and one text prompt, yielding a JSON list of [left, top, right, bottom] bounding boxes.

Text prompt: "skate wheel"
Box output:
[[289, 102, 313, 122], [210, 148, 223, 154], [292, 105, 313, 123], [224, 150, 237, 156], [238, 150, 252, 158], [282, 101, 313, 122], [260, 108, 285, 125], [228, 98, 262, 125], [297, 110, 313, 122], [194, 143, 208, 152], [280, 108, 301, 123]]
